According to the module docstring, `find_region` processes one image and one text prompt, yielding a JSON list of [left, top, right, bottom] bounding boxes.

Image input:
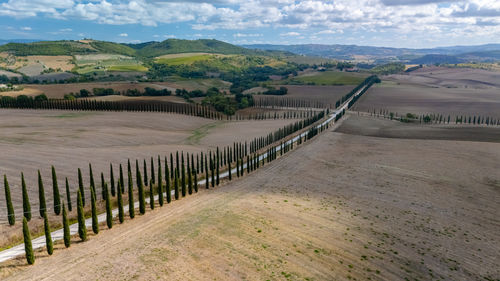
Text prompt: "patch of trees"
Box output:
[[64, 87, 171, 99], [365, 109, 500, 126], [260, 86, 288, 96], [369, 63, 405, 75], [336, 62, 354, 71], [200, 88, 254, 115]]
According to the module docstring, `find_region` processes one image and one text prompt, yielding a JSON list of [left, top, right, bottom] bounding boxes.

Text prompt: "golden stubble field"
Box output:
[[1, 116, 498, 281]]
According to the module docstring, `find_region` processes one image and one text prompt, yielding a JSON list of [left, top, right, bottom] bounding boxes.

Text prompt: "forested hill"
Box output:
[[0, 39, 289, 58]]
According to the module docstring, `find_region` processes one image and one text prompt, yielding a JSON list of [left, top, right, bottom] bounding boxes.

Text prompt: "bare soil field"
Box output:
[[337, 113, 500, 143], [353, 82, 500, 118], [0, 110, 292, 221], [388, 66, 500, 89], [1, 79, 230, 98], [254, 85, 356, 107], [1, 119, 498, 281], [0, 70, 22, 78]]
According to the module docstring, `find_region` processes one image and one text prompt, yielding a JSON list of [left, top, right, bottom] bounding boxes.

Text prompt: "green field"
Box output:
[[156, 54, 213, 65], [287, 71, 368, 85], [107, 65, 148, 72]]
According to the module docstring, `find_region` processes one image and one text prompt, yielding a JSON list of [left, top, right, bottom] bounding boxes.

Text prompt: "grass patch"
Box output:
[[185, 122, 221, 145], [108, 64, 148, 72], [156, 54, 213, 66]]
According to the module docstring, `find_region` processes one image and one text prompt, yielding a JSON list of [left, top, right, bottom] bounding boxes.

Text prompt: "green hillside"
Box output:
[[0, 40, 136, 56], [135, 39, 256, 57]]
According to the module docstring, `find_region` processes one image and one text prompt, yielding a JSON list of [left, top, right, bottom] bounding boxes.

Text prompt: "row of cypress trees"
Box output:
[[230, 110, 319, 121], [0, 99, 224, 120]]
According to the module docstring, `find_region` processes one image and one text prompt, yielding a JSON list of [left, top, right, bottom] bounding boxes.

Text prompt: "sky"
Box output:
[[0, 0, 499, 48]]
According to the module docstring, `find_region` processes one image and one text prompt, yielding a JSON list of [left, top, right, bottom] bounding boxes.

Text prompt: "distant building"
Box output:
[[344, 67, 359, 72]]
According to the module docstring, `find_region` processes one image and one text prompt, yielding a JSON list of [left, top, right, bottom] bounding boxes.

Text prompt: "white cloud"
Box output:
[[119, 33, 128, 37], [163, 34, 176, 38], [280, 31, 300, 36], [21, 26, 32, 31], [233, 33, 262, 37], [0, 0, 499, 45]]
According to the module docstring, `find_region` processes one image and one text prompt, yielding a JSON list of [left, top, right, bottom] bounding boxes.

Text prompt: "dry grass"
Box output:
[[1, 118, 499, 280]]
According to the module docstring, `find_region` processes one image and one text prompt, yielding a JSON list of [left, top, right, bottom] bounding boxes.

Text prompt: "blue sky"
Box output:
[[0, 0, 499, 48]]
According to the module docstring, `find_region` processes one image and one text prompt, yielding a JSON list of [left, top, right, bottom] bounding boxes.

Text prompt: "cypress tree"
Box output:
[[176, 151, 180, 178], [90, 186, 98, 234], [89, 163, 95, 196], [100, 172, 106, 201], [4, 175, 15, 225], [138, 169, 145, 215], [110, 163, 115, 197], [158, 156, 164, 206], [174, 168, 179, 200], [240, 158, 244, 176], [43, 212, 53, 255], [150, 157, 155, 185], [194, 169, 198, 193], [77, 190, 86, 241], [62, 203, 70, 248], [228, 152, 232, 181], [149, 179, 155, 210], [128, 170, 135, 219], [216, 155, 220, 185], [143, 159, 148, 186], [51, 166, 61, 215], [247, 155, 250, 173], [119, 163, 124, 194], [236, 158, 240, 177], [65, 177, 72, 212], [181, 153, 186, 197], [78, 168, 85, 206], [136, 159, 140, 188], [165, 157, 171, 204], [23, 217, 35, 265], [205, 154, 209, 189], [21, 172, 32, 221], [117, 179, 124, 223], [187, 154, 193, 195], [38, 170, 46, 218], [211, 154, 215, 187], [104, 184, 112, 229]]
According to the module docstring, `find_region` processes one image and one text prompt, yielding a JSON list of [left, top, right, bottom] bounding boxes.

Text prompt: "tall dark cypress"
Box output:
[[62, 203, 70, 248], [227, 152, 232, 181], [100, 172, 106, 201], [174, 168, 179, 200], [78, 168, 85, 206], [150, 157, 155, 185], [158, 156, 164, 206], [205, 154, 209, 189], [149, 179, 155, 210], [76, 189, 86, 241], [143, 159, 148, 186], [51, 166, 61, 215], [240, 158, 244, 176], [65, 177, 72, 212], [4, 175, 15, 225], [90, 186, 98, 234], [110, 163, 115, 197], [211, 153, 215, 187], [43, 212, 53, 255], [89, 163, 95, 196], [128, 170, 135, 219], [181, 153, 186, 197], [23, 217, 35, 265], [194, 169, 198, 193], [38, 170, 46, 217], [137, 169, 145, 215], [117, 179, 124, 223], [216, 155, 220, 186], [200, 152, 204, 173], [246, 155, 250, 173], [119, 163, 124, 194], [21, 172, 32, 221], [165, 157, 171, 203], [196, 154, 200, 175], [136, 159, 140, 188], [187, 154, 193, 195], [104, 184, 112, 229]]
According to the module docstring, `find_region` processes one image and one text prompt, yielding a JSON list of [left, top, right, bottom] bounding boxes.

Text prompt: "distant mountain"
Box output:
[[409, 54, 464, 65], [0, 39, 40, 45], [243, 43, 500, 63]]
